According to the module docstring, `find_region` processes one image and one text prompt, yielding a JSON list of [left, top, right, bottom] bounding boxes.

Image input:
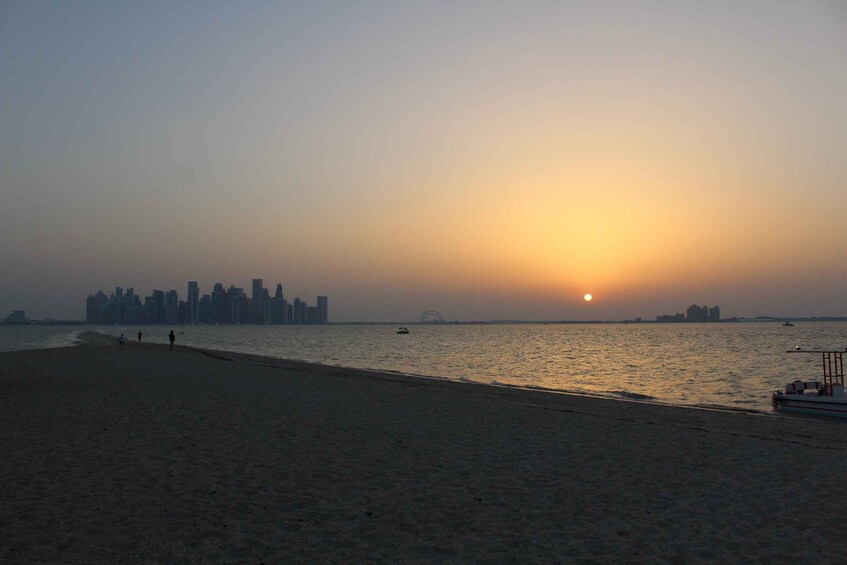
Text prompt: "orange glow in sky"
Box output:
[[1, 3, 847, 321]]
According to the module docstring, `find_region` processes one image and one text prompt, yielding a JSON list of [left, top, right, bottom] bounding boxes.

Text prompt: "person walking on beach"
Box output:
[[118, 333, 126, 346], [169, 330, 175, 350], [137, 331, 142, 343]]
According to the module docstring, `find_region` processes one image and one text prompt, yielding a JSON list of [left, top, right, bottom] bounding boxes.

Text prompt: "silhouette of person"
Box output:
[[169, 330, 175, 350], [118, 333, 126, 346], [137, 331, 142, 343]]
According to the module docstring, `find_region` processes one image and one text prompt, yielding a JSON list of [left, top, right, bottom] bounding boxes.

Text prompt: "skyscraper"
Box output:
[[150, 290, 166, 324], [271, 284, 285, 324], [252, 279, 265, 324], [306, 306, 318, 324], [165, 290, 179, 324], [199, 294, 212, 324], [229, 285, 248, 324], [293, 297, 302, 323], [86, 291, 108, 323], [317, 296, 328, 324], [211, 283, 226, 323], [187, 281, 199, 324]]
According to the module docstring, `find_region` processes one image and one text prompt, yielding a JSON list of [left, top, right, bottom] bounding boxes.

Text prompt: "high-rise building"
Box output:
[[229, 286, 248, 324], [165, 290, 179, 324], [199, 294, 212, 324], [2, 310, 27, 324], [306, 306, 319, 324], [252, 279, 265, 324], [187, 281, 199, 324], [86, 291, 108, 323], [261, 288, 271, 324], [293, 297, 302, 323], [122, 288, 144, 324], [178, 300, 189, 324], [211, 283, 226, 323], [269, 284, 284, 324], [150, 290, 166, 324], [317, 296, 328, 324], [686, 304, 709, 323]]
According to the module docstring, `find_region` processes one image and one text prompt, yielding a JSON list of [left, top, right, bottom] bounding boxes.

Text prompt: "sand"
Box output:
[[1, 332, 846, 563]]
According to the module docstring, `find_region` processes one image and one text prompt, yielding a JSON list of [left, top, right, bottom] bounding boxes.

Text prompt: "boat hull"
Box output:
[[773, 393, 847, 417]]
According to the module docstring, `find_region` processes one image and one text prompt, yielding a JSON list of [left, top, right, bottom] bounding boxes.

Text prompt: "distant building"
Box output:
[[187, 281, 199, 324], [306, 306, 319, 324], [252, 279, 265, 324], [3, 310, 27, 324], [148, 290, 166, 324], [261, 288, 271, 324], [317, 296, 328, 324], [228, 286, 248, 324], [199, 294, 212, 324], [686, 304, 709, 323], [270, 284, 285, 324], [86, 291, 108, 323], [123, 289, 144, 324], [165, 290, 179, 324], [85, 287, 143, 324], [709, 306, 720, 322], [656, 313, 685, 323], [293, 297, 302, 323], [211, 283, 227, 323], [178, 300, 189, 324], [657, 304, 722, 323]]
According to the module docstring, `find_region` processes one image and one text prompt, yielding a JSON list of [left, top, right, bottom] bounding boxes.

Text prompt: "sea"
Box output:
[[3, 322, 847, 413]]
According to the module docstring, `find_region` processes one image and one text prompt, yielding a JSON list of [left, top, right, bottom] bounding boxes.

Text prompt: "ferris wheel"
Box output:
[[419, 310, 445, 323]]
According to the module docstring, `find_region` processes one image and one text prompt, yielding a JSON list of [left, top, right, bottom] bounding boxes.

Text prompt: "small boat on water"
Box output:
[[773, 349, 847, 417], [396, 327, 409, 334], [783, 321, 794, 326]]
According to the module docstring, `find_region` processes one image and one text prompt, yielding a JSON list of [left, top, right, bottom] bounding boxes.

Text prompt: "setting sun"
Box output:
[[584, 294, 593, 302]]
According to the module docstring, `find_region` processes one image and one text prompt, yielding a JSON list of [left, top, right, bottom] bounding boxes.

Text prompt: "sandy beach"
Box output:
[[2, 333, 846, 563]]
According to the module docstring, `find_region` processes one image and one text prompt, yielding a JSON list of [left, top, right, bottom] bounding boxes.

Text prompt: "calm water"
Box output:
[[3, 322, 847, 412], [0, 325, 85, 353]]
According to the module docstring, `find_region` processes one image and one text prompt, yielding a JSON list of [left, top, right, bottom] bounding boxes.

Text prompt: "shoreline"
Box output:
[[83, 330, 773, 416], [73, 331, 847, 432], [2, 333, 846, 562]]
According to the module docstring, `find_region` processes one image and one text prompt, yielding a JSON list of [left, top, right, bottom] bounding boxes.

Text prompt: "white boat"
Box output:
[[396, 327, 409, 334], [772, 349, 847, 417]]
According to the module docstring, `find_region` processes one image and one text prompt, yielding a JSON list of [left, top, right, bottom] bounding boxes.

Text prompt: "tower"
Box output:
[[187, 281, 199, 324], [252, 279, 265, 324], [293, 297, 302, 324], [317, 296, 328, 324]]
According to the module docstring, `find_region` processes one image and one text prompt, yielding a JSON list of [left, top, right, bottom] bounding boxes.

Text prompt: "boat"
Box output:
[[396, 327, 409, 334], [783, 321, 794, 326], [772, 349, 847, 417]]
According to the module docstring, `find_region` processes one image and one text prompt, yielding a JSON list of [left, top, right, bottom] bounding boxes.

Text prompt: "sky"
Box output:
[[2, 1, 846, 322]]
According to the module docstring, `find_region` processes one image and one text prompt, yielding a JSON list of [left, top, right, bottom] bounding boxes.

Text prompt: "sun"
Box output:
[[583, 293, 593, 302]]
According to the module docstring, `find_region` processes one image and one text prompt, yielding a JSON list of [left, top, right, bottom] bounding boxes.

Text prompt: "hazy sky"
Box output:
[[2, 1, 846, 321]]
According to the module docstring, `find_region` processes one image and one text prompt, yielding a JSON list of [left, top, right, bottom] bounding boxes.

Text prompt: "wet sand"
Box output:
[[1, 332, 845, 563]]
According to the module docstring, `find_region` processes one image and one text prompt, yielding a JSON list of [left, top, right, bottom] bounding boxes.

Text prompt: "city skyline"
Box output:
[[2, 3, 847, 322], [85, 279, 328, 325]]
